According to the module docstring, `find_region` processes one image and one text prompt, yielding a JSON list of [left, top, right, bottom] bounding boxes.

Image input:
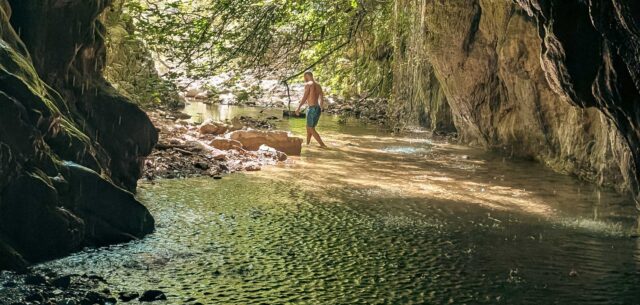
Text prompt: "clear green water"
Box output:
[[36, 104, 640, 304]]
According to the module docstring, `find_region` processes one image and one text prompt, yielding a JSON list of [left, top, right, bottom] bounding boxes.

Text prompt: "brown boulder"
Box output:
[[199, 121, 229, 135], [228, 130, 303, 155], [210, 138, 243, 151]]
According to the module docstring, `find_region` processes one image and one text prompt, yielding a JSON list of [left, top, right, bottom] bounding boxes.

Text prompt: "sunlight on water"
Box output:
[[379, 146, 432, 154], [36, 104, 640, 304], [557, 217, 628, 236]]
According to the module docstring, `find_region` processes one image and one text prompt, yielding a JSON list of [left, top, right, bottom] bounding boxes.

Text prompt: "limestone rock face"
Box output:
[[514, 0, 640, 202], [228, 130, 303, 156], [0, 0, 156, 270], [393, 0, 639, 201]]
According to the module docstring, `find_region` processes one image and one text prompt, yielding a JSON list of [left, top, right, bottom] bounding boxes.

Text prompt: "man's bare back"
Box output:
[[305, 81, 322, 107]]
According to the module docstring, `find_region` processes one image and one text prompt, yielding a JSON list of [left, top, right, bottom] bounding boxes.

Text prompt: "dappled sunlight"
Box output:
[[26, 114, 639, 305], [253, 119, 623, 218]]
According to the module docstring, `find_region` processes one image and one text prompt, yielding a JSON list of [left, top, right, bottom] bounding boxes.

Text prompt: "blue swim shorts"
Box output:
[[306, 105, 321, 128]]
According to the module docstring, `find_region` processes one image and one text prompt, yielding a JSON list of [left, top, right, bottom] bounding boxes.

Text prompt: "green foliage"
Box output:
[[113, 0, 446, 130], [124, 0, 392, 94], [235, 90, 250, 103], [103, 0, 184, 109]]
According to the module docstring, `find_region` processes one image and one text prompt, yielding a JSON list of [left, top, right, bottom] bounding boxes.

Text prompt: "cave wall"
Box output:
[[0, 0, 157, 270], [514, 0, 640, 198], [393, 0, 638, 200], [390, 1, 456, 133]]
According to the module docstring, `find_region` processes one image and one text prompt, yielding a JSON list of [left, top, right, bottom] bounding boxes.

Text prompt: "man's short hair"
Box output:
[[304, 71, 313, 77]]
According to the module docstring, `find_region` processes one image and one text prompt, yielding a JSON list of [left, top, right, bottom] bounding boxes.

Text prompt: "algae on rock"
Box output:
[[0, 0, 157, 270]]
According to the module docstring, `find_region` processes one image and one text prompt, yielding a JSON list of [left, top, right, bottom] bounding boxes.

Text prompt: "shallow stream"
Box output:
[[38, 104, 640, 304]]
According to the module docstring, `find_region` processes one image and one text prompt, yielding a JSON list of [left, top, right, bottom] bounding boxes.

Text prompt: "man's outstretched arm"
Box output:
[[296, 84, 310, 115]]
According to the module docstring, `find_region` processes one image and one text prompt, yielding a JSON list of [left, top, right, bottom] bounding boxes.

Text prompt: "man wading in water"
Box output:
[[296, 71, 327, 148]]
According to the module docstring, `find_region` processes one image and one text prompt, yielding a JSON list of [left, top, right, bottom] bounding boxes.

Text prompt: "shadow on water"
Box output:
[[19, 104, 640, 304]]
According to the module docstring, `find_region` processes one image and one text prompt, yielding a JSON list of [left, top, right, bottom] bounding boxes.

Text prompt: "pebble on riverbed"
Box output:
[[0, 269, 170, 305], [138, 290, 167, 302], [118, 291, 139, 302]]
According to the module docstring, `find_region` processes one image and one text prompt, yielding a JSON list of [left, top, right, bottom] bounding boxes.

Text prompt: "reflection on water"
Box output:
[[184, 103, 284, 124], [38, 104, 640, 304]]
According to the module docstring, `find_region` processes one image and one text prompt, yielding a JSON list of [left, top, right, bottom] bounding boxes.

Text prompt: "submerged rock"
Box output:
[[83, 291, 108, 304], [51, 275, 72, 290], [24, 292, 44, 303], [24, 274, 47, 286], [118, 292, 139, 302], [138, 290, 167, 302]]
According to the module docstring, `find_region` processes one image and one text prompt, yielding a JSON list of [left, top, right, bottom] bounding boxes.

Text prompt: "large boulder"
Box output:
[[199, 120, 229, 135], [228, 130, 303, 155], [210, 138, 243, 151], [194, 91, 212, 100], [60, 163, 155, 245], [0, 0, 157, 270]]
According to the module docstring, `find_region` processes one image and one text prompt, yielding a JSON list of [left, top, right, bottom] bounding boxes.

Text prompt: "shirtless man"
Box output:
[[295, 71, 327, 147]]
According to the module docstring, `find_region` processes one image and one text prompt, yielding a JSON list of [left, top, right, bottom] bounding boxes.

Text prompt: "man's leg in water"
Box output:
[[310, 128, 326, 147], [306, 127, 313, 145]]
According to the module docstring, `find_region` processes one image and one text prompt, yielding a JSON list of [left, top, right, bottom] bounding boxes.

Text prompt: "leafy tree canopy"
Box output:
[[125, 0, 392, 96]]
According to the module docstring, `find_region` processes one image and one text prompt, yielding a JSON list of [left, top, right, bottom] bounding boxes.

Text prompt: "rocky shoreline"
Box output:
[[142, 110, 301, 181], [323, 97, 389, 123], [0, 269, 173, 305]]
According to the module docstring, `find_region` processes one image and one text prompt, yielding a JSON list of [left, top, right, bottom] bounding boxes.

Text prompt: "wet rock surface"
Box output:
[[138, 290, 167, 302], [228, 130, 303, 156], [0, 269, 172, 304], [0, 0, 156, 270]]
